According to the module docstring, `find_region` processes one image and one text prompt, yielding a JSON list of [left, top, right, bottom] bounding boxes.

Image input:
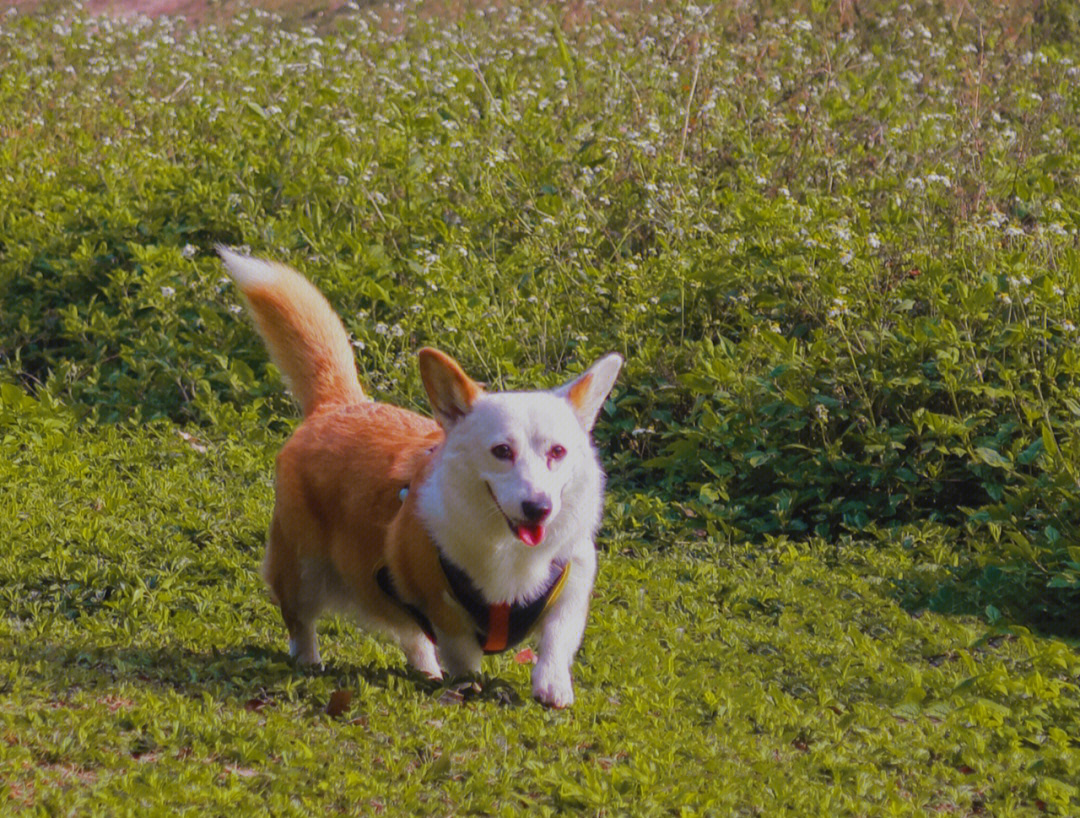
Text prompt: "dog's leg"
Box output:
[[433, 629, 483, 680], [264, 519, 323, 665], [287, 622, 321, 665], [532, 546, 597, 708], [401, 631, 442, 679], [281, 581, 322, 665]]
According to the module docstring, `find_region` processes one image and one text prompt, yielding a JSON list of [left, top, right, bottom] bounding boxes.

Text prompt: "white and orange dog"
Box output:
[[218, 248, 621, 707]]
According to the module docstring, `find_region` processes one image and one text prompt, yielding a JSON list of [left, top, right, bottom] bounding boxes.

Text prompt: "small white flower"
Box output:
[[375, 322, 388, 335], [867, 233, 881, 249], [839, 251, 854, 266], [793, 19, 812, 31], [161, 286, 176, 297], [229, 304, 243, 314]]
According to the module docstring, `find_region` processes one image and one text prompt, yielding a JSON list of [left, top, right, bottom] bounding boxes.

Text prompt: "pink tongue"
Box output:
[[515, 523, 545, 546]]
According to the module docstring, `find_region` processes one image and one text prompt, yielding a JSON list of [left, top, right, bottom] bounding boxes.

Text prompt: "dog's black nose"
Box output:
[[521, 499, 552, 523]]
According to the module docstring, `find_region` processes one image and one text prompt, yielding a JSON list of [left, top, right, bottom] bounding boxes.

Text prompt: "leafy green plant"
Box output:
[[2, 0, 1080, 813]]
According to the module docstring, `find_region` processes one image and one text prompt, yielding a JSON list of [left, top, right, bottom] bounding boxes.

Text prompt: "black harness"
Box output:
[[376, 554, 570, 654]]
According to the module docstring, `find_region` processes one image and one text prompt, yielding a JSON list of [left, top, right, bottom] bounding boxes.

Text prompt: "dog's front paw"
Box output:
[[532, 665, 574, 708], [436, 632, 483, 680]]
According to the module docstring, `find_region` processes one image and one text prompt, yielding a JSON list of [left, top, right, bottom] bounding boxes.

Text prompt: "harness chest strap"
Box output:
[[375, 556, 571, 654]]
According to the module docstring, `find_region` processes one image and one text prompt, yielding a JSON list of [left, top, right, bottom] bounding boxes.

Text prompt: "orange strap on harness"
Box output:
[[375, 556, 571, 654], [439, 554, 571, 654]]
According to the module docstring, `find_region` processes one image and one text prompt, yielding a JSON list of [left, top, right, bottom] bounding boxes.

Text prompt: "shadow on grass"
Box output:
[[892, 562, 1080, 644], [5, 640, 525, 709]]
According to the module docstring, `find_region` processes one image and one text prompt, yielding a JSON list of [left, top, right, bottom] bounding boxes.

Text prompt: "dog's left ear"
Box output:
[[555, 353, 623, 431], [418, 347, 484, 428]]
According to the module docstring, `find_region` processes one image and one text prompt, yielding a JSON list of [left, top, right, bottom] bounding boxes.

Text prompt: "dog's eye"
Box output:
[[548, 445, 567, 462], [491, 444, 514, 462]]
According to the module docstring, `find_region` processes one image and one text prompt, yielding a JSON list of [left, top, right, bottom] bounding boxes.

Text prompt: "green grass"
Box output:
[[2, 0, 1080, 813], [4, 407, 1078, 815]]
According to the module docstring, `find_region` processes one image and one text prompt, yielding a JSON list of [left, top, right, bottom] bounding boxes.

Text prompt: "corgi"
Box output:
[[217, 247, 622, 707]]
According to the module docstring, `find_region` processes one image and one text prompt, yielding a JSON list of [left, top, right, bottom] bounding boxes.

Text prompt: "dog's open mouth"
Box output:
[[486, 483, 546, 547], [514, 522, 545, 547]]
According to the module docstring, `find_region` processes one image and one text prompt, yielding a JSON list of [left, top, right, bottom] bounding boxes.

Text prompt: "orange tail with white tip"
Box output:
[[217, 246, 366, 416]]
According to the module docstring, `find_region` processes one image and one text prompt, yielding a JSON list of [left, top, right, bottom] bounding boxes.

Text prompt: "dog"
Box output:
[[217, 247, 621, 707]]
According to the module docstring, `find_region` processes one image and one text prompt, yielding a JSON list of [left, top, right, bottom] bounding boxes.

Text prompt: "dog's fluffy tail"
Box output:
[[218, 247, 366, 416]]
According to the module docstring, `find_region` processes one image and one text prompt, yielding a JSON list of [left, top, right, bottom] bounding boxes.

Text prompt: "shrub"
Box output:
[[2, 1, 1079, 628]]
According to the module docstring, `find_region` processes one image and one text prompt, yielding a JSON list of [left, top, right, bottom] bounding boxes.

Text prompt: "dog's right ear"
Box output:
[[418, 348, 483, 428]]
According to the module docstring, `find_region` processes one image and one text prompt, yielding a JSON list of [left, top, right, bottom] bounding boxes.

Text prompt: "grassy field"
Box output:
[[2, 0, 1080, 814]]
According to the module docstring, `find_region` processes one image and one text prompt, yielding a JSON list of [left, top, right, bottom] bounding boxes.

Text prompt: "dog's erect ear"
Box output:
[[418, 347, 484, 428], [555, 353, 623, 431]]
